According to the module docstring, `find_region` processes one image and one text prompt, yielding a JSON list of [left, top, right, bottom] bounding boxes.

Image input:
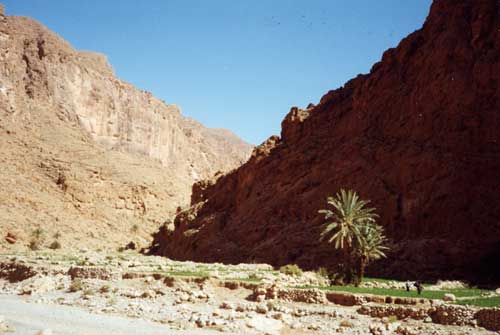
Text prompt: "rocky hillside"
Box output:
[[151, 0, 500, 283], [0, 5, 252, 250]]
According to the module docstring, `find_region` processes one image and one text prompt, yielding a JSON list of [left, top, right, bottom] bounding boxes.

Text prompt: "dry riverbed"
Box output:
[[0, 250, 498, 335]]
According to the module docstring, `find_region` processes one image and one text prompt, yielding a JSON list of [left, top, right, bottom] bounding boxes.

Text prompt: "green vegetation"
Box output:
[[99, 284, 111, 293], [49, 240, 62, 250], [319, 189, 388, 285], [456, 296, 500, 308], [339, 319, 354, 328], [29, 227, 46, 250], [130, 224, 139, 234], [82, 288, 95, 297], [279, 264, 303, 276], [28, 239, 41, 251], [107, 297, 118, 306], [315, 267, 329, 279], [49, 232, 62, 250], [69, 280, 84, 292], [296, 283, 496, 303], [166, 270, 209, 277]]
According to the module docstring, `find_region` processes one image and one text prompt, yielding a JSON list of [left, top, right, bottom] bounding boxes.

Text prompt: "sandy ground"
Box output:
[[0, 295, 217, 335]]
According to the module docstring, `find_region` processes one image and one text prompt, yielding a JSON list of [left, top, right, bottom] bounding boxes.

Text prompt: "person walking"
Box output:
[[414, 281, 423, 295]]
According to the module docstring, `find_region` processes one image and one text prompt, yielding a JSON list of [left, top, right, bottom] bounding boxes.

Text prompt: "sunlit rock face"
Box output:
[[0, 10, 252, 250]]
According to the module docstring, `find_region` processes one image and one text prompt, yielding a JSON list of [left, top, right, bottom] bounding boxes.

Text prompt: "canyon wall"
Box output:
[[0, 8, 252, 250], [151, 0, 500, 283]]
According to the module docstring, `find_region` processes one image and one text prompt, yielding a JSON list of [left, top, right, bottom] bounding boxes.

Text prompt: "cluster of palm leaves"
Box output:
[[319, 189, 389, 285]]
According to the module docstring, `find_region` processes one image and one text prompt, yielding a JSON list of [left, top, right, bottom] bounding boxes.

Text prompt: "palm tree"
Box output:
[[354, 222, 388, 285], [319, 189, 378, 284]]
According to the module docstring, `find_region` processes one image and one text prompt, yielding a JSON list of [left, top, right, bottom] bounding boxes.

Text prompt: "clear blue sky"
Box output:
[[4, 0, 432, 145]]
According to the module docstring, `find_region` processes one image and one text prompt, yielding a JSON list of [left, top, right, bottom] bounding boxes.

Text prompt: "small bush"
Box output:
[[82, 289, 95, 297], [387, 315, 398, 323], [130, 224, 139, 234], [107, 297, 117, 306], [279, 264, 303, 277], [266, 300, 280, 311], [28, 239, 41, 251], [316, 267, 329, 278], [69, 280, 84, 292], [99, 284, 111, 293], [339, 319, 354, 328], [49, 240, 61, 250]]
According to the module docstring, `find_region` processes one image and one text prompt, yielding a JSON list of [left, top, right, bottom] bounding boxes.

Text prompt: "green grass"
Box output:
[[448, 288, 490, 297], [126, 269, 209, 278], [456, 296, 500, 308], [296, 284, 494, 301], [166, 270, 209, 277], [299, 285, 446, 299], [362, 277, 397, 284], [225, 277, 262, 283]]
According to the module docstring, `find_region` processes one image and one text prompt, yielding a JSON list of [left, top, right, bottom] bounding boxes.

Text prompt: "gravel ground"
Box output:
[[0, 295, 218, 335], [0, 251, 498, 335]]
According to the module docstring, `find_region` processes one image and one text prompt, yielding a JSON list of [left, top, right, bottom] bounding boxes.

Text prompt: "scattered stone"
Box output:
[[0, 315, 15, 333], [246, 315, 283, 335], [4, 233, 16, 244], [220, 301, 234, 310], [443, 293, 456, 302], [36, 329, 52, 335]]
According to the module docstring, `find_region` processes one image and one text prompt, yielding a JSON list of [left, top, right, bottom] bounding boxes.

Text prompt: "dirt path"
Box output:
[[0, 295, 216, 335]]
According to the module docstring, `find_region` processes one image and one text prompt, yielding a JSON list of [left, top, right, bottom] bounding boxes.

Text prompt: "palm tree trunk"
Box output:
[[356, 257, 367, 287], [343, 244, 353, 284]]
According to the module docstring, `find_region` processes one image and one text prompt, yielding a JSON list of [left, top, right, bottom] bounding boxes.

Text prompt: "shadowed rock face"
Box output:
[[151, 0, 500, 283], [0, 10, 251, 249]]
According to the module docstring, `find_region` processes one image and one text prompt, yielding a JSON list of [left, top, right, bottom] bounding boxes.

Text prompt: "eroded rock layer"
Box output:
[[0, 9, 252, 250], [152, 0, 500, 283]]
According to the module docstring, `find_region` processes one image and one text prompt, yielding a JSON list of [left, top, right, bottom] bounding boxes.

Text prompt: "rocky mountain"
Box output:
[[151, 0, 500, 283], [0, 5, 252, 250]]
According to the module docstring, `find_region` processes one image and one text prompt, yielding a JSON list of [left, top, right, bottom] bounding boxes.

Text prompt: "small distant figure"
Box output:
[[414, 281, 423, 295], [405, 280, 412, 292]]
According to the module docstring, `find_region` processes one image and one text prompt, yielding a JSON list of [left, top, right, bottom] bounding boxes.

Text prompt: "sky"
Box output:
[[4, 0, 432, 145]]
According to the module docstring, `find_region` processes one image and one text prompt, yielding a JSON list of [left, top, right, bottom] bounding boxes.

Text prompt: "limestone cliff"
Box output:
[[0, 8, 252, 250], [151, 0, 500, 283]]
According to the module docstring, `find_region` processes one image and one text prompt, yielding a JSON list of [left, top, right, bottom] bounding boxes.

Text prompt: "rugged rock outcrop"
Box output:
[[151, 0, 500, 283], [0, 8, 251, 249]]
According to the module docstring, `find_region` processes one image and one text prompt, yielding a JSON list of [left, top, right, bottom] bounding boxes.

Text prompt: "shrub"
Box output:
[[28, 239, 41, 251], [316, 267, 329, 279], [99, 284, 111, 293], [279, 264, 303, 277], [130, 224, 139, 234], [107, 297, 117, 306], [49, 240, 61, 250], [82, 289, 95, 297], [266, 300, 280, 311], [339, 319, 354, 328], [29, 227, 45, 250], [69, 280, 84, 292]]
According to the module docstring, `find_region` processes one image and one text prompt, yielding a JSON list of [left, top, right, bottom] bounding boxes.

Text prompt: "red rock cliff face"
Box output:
[[151, 0, 500, 283]]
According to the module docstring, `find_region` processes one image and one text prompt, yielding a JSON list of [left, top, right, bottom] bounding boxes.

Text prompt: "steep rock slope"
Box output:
[[151, 0, 500, 283], [0, 7, 251, 250]]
